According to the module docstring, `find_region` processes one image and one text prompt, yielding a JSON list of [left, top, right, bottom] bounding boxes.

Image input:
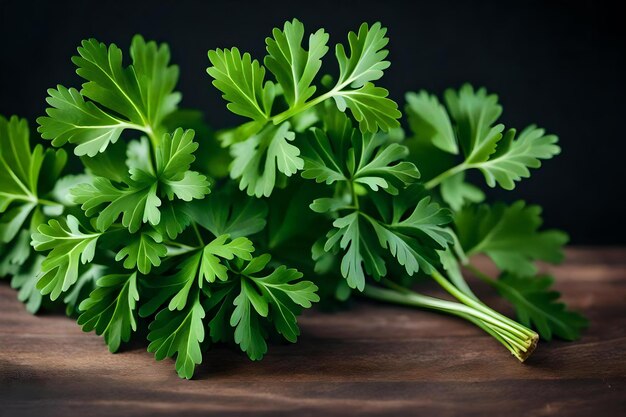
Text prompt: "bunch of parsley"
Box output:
[[0, 19, 586, 379]]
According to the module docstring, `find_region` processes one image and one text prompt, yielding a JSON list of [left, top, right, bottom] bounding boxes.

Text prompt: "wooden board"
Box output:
[[1, 248, 625, 416]]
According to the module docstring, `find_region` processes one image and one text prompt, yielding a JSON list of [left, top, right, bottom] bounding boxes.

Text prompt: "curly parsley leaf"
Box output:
[[491, 273, 588, 341], [78, 272, 139, 352], [32, 215, 102, 300], [38, 36, 180, 156], [455, 201, 568, 276]]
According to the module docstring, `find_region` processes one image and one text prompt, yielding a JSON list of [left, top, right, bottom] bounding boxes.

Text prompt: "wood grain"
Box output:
[[1, 248, 624, 416]]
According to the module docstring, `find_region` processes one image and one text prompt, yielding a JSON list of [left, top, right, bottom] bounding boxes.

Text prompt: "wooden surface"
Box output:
[[1, 248, 625, 416]]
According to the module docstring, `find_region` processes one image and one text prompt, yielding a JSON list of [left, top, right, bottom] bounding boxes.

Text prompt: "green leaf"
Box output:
[[32, 215, 101, 300], [230, 122, 303, 197], [78, 272, 139, 352], [50, 174, 92, 206], [38, 36, 180, 156], [439, 172, 485, 211], [301, 110, 419, 193], [492, 273, 588, 341], [335, 22, 390, 89], [265, 18, 329, 107], [367, 194, 453, 276], [405, 90, 457, 154], [332, 82, 401, 133], [139, 252, 202, 316], [0, 230, 32, 276], [0, 115, 66, 242], [201, 235, 254, 283], [331, 22, 400, 132], [72, 176, 161, 232], [186, 186, 267, 238], [37, 86, 132, 157], [230, 278, 268, 360], [473, 125, 560, 190], [115, 229, 167, 274], [64, 264, 105, 316], [156, 200, 191, 239], [10, 255, 45, 313], [207, 48, 275, 122], [249, 265, 319, 342], [148, 292, 205, 379], [444, 84, 504, 163], [455, 201, 569, 276], [126, 137, 155, 174], [161, 171, 210, 202], [324, 212, 387, 291], [155, 128, 199, 179]]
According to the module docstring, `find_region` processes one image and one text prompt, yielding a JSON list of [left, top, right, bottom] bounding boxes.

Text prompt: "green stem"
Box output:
[[362, 283, 536, 361], [38, 198, 64, 207], [424, 162, 468, 190], [191, 223, 205, 246], [271, 90, 336, 125], [431, 270, 536, 339], [349, 182, 360, 210]]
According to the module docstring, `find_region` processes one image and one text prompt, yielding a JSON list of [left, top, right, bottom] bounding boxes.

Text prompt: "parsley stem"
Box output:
[[367, 283, 537, 359], [349, 182, 360, 209], [192, 223, 205, 246], [431, 270, 537, 340], [362, 283, 536, 360], [424, 162, 469, 190]]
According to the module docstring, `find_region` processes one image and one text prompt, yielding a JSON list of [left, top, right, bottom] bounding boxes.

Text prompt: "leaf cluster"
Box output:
[[0, 20, 587, 378]]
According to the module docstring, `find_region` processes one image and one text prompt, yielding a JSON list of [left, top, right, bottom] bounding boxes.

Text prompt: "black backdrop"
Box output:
[[1, 0, 624, 244]]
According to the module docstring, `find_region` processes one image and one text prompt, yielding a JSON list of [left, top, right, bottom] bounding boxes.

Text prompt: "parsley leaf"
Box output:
[[148, 291, 205, 379], [439, 172, 485, 211], [38, 36, 180, 156], [32, 215, 102, 300], [230, 122, 303, 197], [455, 201, 569, 276], [72, 176, 162, 232], [207, 48, 275, 122], [301, 108, 419, 193], [208, 20, 401, 196], [316, 192, 452, 290], [72, 128, 209, 232], [408, 85, 560, 190], [201, 234, 254, 283], [115, 229, 167, 274], [0, 115, 66, 242], [265, 19, 329, 107], [489, 273, 588, 341], [78, 272, 140, 352]]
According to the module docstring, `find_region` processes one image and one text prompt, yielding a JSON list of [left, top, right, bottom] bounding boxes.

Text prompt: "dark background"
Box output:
[[0, 0, 624, 244]]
